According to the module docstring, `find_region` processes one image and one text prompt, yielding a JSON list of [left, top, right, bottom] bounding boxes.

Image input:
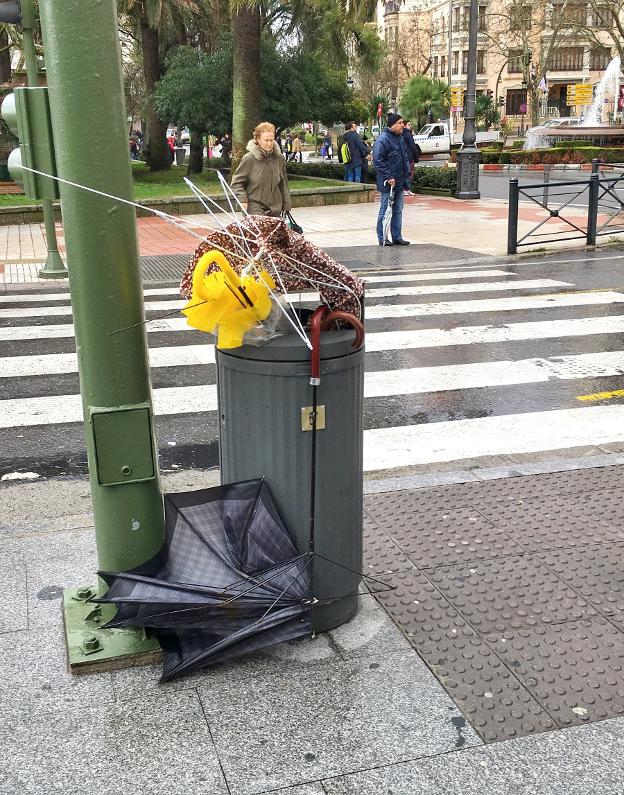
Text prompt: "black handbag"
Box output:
[[283, 211, 303, 235]]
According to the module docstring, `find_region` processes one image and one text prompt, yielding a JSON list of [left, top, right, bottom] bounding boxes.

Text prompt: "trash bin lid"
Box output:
[[220, 329, 360, 362]]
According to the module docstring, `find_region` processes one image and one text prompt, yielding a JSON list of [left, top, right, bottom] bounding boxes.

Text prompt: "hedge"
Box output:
[[285, 161, 458, 192], [203, 157, 458, 193], [476, 146, 624, 164]]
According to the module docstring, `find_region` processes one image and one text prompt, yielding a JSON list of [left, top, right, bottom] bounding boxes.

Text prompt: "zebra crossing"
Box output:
[[3, 258, 624, 477]]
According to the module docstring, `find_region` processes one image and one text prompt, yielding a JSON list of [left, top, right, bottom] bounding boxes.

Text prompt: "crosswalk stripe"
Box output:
[[363, 405, 624, 471], [364, 279, 571, 298], [1, 291, 622, 342], [365, 316, 624, 351], [0, 345, 215, 378], [0, 279, 572, 319], [5, 350, 624, 426], [0, 270, 516, 304], [365, 291, 624, 318]]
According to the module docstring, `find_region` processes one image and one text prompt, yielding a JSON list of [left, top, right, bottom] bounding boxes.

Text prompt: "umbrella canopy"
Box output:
[[382, 186, 394, 246], [96, 479, 312, 681]]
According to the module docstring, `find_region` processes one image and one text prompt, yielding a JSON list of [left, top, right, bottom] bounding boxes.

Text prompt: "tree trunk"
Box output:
[[187, 128, 204, 175], [0, 29, 11, 84], [231, 5, 261, 172], [140, 15, 170, 171]]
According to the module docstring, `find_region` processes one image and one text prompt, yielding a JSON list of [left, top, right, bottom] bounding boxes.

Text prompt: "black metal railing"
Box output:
[[507, 159, 624, 254]]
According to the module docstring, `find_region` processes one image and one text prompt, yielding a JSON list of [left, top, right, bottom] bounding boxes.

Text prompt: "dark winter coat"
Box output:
[[402, 127, 420, 162], [343, 130, 370, 168], [372, 128, 411, 192]]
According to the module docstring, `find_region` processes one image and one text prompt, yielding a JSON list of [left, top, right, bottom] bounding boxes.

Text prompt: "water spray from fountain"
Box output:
[[583, 56, 621, 126]]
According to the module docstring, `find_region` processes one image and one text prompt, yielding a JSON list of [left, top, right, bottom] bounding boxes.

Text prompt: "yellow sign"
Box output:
[[450, 87, 464, 108], [566, 83, 593, 105]]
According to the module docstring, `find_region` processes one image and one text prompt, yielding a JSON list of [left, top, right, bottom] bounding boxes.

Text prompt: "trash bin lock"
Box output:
[[217, 329, 364, 633]]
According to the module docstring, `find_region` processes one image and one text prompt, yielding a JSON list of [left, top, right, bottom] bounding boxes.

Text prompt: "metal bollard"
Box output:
[[587, 173, 599, 245], [508, 177, 519, 254]]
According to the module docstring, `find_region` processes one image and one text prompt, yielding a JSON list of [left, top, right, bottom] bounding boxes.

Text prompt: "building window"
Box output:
[[461, 6, 470, 30], [593, 6, 612, 26], [441, 55, 446, 77], [477, 50, 485, 74], [551, 3, 586, 25], [506, 88, 527, 115], [433, 55, 439, 78], [478, 5, 487, 30], [452, 50, 459, 74], [510, 4, 531, 30], [590, 47, 611, 71], [548, 47, 584, 71], [508, 49, 524, 73], [462, 50, 469, 73], [453, 6, 461, 31]]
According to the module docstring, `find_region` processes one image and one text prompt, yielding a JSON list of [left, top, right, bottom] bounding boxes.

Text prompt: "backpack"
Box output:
[[340, 140, 352, 163]]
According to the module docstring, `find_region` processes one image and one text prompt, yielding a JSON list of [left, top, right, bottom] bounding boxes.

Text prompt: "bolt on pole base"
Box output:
[[39, 249, 68, 279], [63, 586, 162, 674]]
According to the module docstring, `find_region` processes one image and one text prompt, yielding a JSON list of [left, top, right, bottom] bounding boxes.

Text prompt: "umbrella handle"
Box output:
[[310, 305, 329, 385], [320, 311, 365, 349]]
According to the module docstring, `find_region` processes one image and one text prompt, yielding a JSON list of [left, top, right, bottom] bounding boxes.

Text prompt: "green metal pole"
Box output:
[[20, 0, 66, 279], [38, 0, 165, 665]]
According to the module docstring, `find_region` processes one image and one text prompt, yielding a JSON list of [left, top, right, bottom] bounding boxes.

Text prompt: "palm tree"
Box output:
[[119, 0, 213, 170]]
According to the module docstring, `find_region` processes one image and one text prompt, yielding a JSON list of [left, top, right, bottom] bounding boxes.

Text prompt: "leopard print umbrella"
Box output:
[[180, 215, 364, 319]]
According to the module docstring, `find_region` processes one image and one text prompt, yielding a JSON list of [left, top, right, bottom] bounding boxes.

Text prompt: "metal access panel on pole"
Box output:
[[38, 0, 165, 669]]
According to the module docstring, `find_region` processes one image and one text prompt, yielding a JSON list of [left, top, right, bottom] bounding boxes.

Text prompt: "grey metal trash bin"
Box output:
[[217, 328, 364, 633], [174, 146, 186, 166]]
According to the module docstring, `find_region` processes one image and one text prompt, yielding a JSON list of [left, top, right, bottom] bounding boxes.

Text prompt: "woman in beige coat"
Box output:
[[230, 121, 292, 217]]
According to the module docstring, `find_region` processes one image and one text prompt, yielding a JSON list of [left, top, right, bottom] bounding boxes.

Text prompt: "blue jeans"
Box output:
[[377, 188, 405, 243], [344, 164, 361, 182]]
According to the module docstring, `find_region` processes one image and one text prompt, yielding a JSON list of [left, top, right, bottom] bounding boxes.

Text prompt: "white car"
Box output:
[[526, 118, 581, 134]]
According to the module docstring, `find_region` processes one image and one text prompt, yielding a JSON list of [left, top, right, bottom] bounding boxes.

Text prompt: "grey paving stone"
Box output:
[[2, 691, 227, 795], [4, 527, 99, 629], [0, 512, 94, 537], [264, 787, 326, 795], [112, 632, 338, 702], [198, 649, 480, 795], [364, 470, 479, 494], [0, 552, 27, 632], [322, 722, 624, 795], [0, 621, 114, 723], [328, 595, 412, 659]]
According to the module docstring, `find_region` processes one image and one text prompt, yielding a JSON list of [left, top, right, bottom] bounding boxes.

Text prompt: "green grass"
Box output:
[[0, 162, 345, 207]]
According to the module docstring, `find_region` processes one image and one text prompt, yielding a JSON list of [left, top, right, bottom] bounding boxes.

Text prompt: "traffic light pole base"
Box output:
[[39, 249, 68, 279], [455, 147, 481, 200], [63, 586, 162, 674]]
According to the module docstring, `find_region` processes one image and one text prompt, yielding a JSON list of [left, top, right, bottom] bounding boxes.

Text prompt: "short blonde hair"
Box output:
[[253, 122, 275, 140]]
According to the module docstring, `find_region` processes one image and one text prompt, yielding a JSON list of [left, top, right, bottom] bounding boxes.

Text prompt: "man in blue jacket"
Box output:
[[343, 122, 370, 183], [372, 113, 411, 246]]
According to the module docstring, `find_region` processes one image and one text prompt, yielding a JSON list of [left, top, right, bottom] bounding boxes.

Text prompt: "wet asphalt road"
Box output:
[[4, 246, 624, 478]]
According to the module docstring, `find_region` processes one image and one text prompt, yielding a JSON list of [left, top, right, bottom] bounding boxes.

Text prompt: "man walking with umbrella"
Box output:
[[373, 113, 411, 246]]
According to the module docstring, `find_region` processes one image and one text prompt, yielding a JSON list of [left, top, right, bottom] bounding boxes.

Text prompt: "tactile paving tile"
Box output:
[[425, 555, 597, 636], [538, 542, 624, 615], [477, 490, 624, 552], [366, 498, 522, 569], [419, 633, 556, 742], [488, 617, 624, 727], [362, 515, 416, 577], [372, 569, 470, 645], [364, 466, 624, 516]]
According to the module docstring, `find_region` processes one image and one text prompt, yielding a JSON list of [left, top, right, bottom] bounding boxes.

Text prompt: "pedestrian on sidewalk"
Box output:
[[290, 133, 302, 163], [230, 121, 291, 217], [373, 113, 411, 246], [220, 133, 232, 161], [402, 121, 419, 196], [342, 121, 370, 183], [322, 132, 333, 160]]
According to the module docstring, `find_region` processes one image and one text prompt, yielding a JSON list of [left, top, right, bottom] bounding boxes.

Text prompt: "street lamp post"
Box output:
[[455, 0, 480, 199]]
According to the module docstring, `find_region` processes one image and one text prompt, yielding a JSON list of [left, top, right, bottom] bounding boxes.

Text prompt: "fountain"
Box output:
[[583, 56, 621, 127], [523, 56, 624, 149]]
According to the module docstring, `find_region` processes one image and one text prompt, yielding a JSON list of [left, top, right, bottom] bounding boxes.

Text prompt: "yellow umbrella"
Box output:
[[182, 250, 275, 349]]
